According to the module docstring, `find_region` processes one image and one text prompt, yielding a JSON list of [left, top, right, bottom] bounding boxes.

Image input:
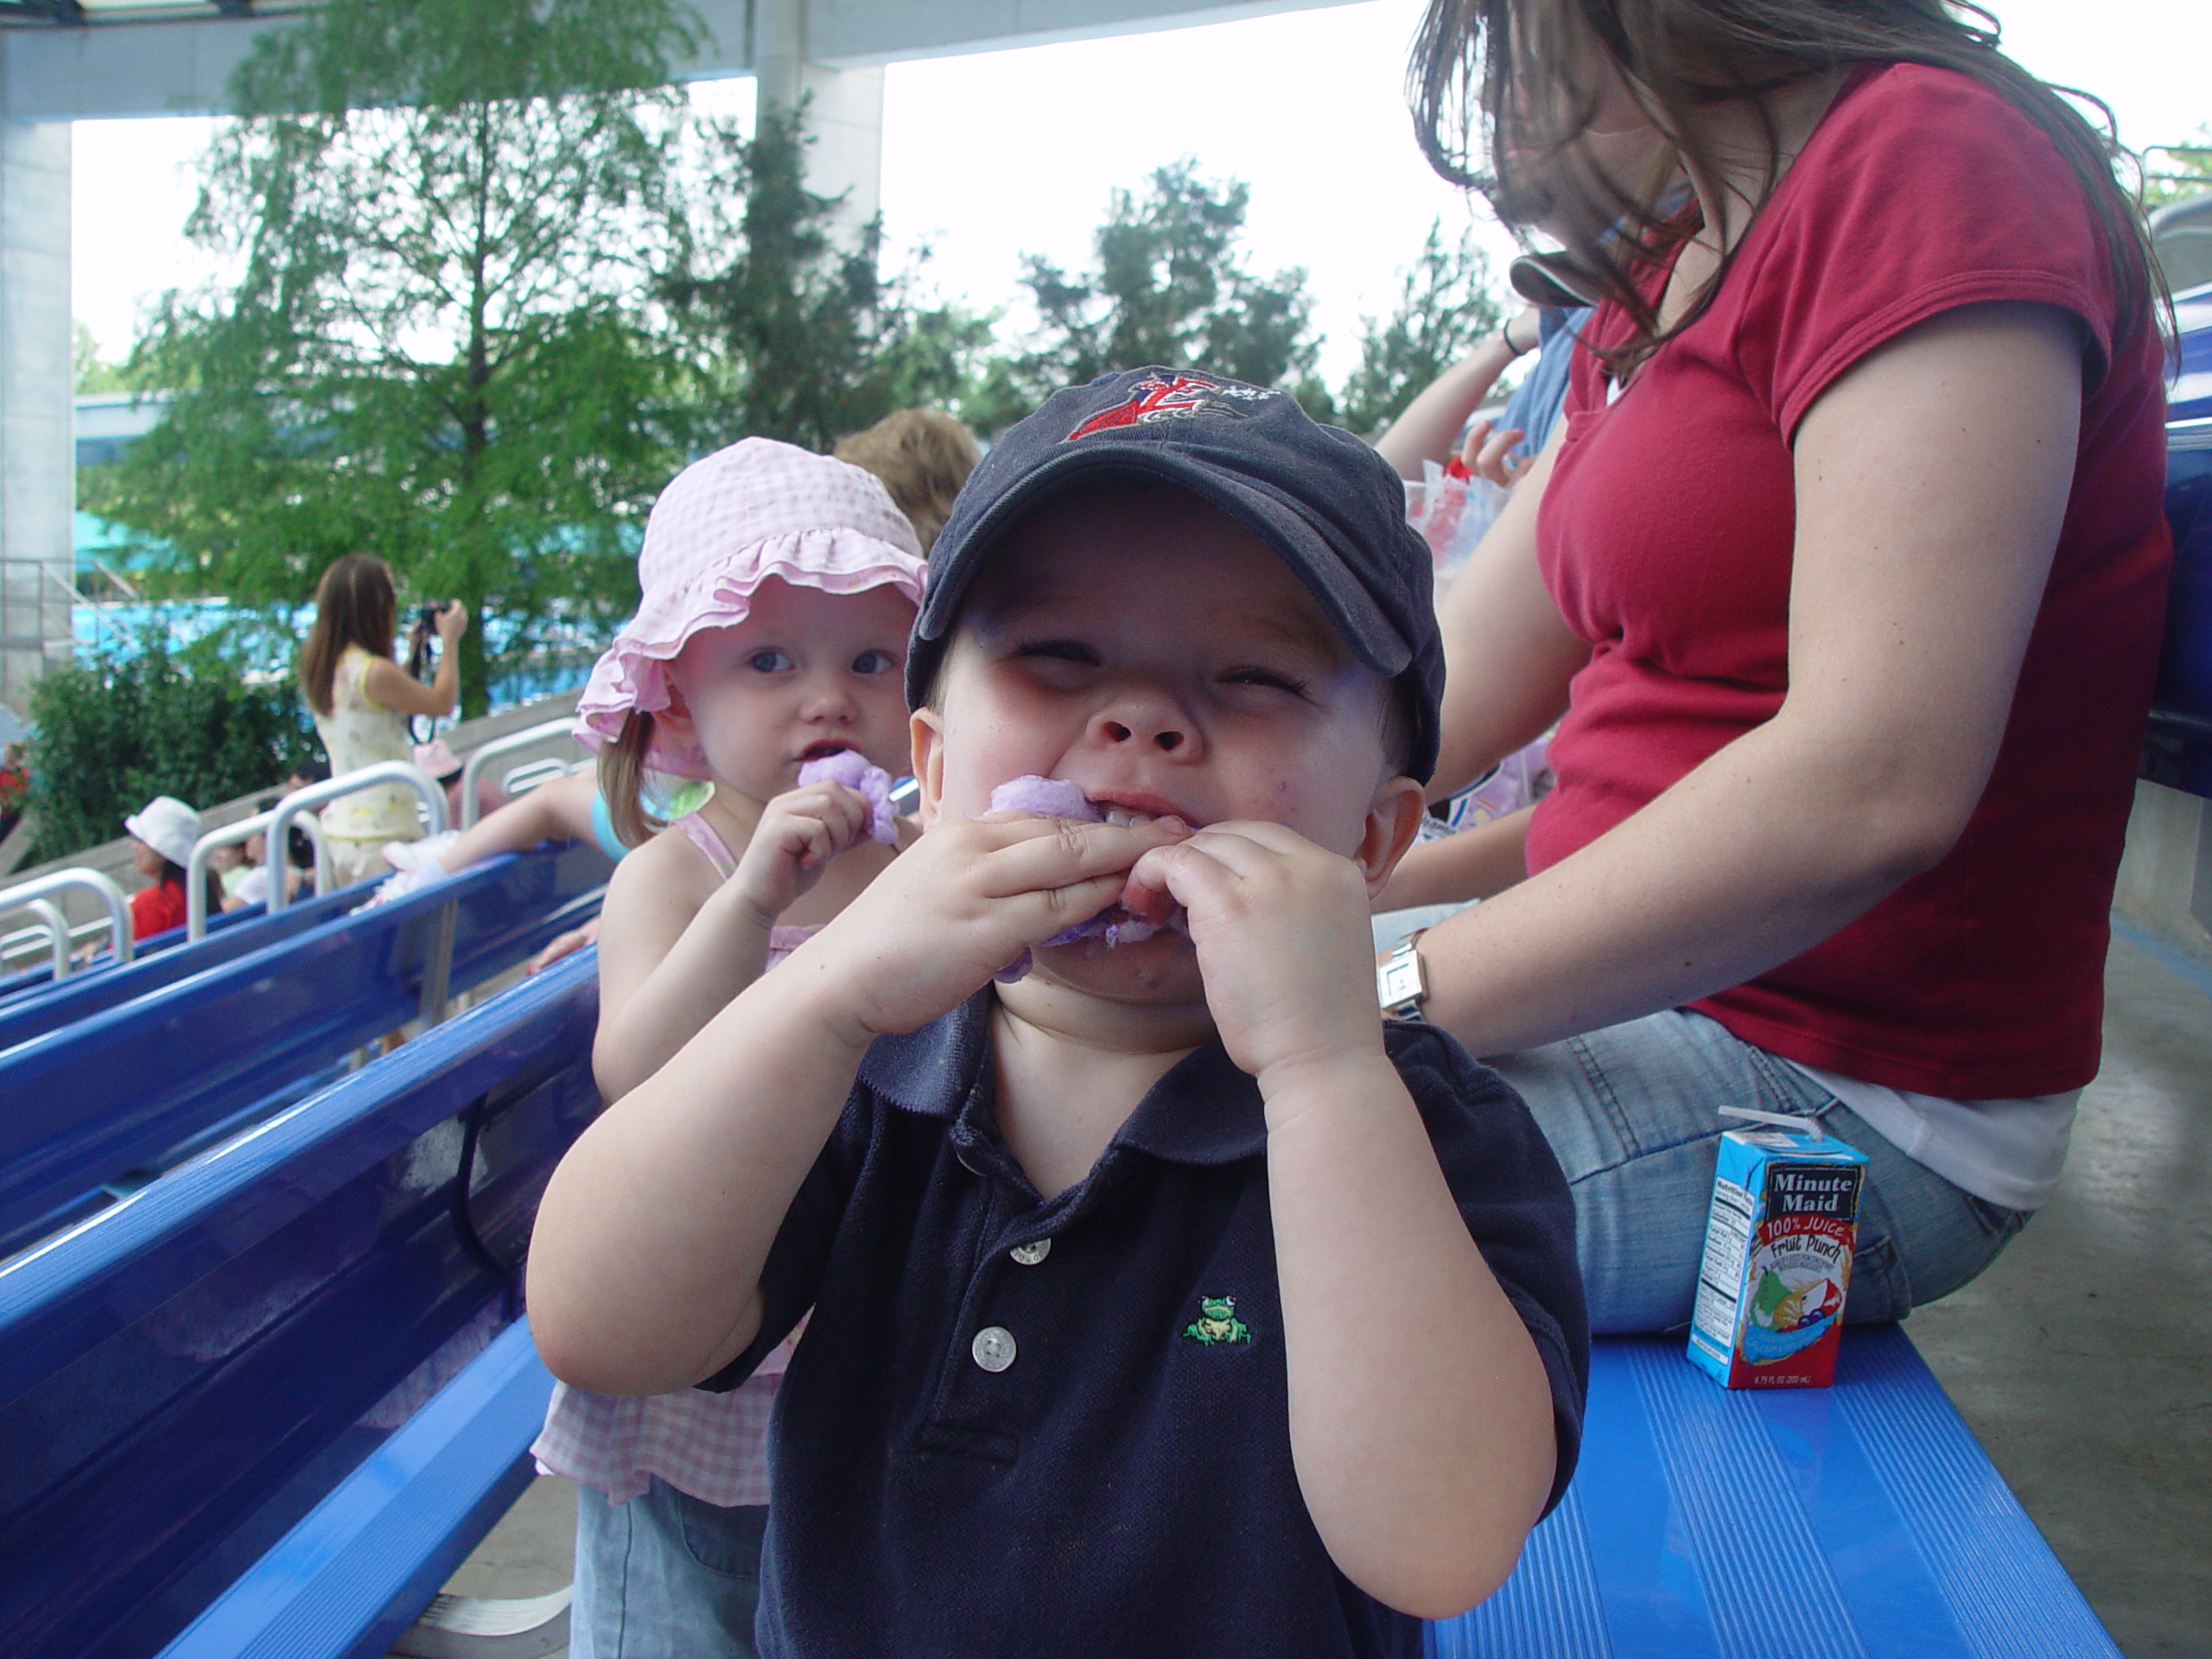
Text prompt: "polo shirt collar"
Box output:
[[857, 991, 1267, 1166]]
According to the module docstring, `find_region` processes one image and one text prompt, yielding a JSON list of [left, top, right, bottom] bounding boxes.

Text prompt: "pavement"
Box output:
[[433, 933, 2212, 1658]]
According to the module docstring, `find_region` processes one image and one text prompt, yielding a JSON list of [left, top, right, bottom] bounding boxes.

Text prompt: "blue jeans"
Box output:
[[1484, 1008, 2031, 1334], [569, 1479, 766, 1659]]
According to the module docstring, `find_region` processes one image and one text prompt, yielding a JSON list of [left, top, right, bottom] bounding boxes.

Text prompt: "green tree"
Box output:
[[73, 322, 130, 395], [2145, 130, 2212, 212], [24, 630, 321, 863], [1332, 223, 1505, 440], [969, 159, 1323, 434], [89, 0, 701, 715], [663, 107, 994, 453]]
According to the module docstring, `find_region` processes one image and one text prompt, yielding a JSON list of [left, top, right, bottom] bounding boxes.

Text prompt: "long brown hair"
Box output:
[[300, 554, 398, 717], [1410, 0, 2162, 373], [596, 709, 666, 850]]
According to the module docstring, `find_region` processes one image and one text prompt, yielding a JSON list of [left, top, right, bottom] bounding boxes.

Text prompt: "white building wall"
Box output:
[[0, 110, 71, 721]]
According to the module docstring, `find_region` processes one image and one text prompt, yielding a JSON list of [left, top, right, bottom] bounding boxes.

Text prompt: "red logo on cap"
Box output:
[[1065, 372, 1270, 441]]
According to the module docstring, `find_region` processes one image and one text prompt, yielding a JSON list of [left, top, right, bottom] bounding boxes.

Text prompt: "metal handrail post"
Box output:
[[188, 810, 340, 940], [20, 899, 68, 979], [458, 717, 582, 829], [0, 868, 134, 969], [267, 762, 448, 913]]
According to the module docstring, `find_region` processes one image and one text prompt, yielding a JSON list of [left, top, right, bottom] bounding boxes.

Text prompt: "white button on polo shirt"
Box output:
[[1009, 1239, 1051, 1265], [971, 1325, 1017, 1372]]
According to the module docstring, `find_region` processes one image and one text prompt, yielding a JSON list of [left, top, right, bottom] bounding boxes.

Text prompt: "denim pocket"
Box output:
[[667, 1487, 766, 1583]]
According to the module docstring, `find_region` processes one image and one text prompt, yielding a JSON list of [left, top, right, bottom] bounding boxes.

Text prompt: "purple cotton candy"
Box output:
[[798, 750, 897, 844], [988, 774, 1100, 822]]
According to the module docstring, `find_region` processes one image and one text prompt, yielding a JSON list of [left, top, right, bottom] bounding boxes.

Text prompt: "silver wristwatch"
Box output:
[[1376, 929, 1430, 1022]]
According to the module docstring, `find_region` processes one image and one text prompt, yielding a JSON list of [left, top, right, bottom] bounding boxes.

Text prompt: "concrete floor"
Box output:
[[435, 934, 2212, 1658]]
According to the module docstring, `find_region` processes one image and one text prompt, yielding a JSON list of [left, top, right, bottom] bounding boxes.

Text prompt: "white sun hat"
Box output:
[[124, 795, 200, 868]]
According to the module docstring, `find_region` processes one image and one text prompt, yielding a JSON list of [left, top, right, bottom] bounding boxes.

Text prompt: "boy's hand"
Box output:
[[802, 812, 1188, 1043], [1128, 823, 1384, 1088], [730, 781, 874, 925]]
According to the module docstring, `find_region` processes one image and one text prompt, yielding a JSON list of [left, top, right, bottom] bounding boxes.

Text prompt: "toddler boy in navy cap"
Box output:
[[531, 367, 1588, 1659]]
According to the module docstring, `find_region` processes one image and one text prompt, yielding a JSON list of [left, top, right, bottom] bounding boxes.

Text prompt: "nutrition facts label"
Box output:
[[1693, 1177, 1755, 1343]]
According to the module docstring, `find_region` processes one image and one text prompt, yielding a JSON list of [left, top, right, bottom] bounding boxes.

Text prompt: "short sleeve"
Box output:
[[1729, 64, 2115, 440], [1386, 1020, 1590, 1515], [698, 1090, 873, 1392]]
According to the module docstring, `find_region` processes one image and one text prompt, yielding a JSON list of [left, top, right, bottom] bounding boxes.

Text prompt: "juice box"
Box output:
[[1688, 1117, 1869, 1389]]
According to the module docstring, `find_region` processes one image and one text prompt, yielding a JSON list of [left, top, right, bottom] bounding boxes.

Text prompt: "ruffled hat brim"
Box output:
[[574, 529, 925, 779]]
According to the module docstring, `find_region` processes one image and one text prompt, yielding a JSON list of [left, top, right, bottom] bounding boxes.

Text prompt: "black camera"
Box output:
[[413, 601, 454, 632]]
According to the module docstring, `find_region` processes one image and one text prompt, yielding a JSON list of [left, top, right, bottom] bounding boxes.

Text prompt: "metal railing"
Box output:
[[267, 763, 448, 914], [0, 868, 134, 977], [186, 808, 334, 941], [458, 717, 582, 829]]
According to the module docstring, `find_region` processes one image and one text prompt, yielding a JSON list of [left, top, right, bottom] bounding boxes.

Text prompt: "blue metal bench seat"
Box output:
[[1435, 1325, 2120, 1658], [0, 840, 609, 1258], [0, 950, 600, 1659]]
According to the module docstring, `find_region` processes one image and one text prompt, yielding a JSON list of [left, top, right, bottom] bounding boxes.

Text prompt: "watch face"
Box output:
[[1378, 951, 1424, 1009]]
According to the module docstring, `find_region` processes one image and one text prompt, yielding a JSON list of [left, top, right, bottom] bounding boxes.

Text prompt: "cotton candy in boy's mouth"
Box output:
[[986, 775, 1192, 982]]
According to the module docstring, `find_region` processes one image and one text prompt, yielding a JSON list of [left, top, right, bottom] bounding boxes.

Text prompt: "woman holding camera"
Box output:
[[298, 553, 469, 885]]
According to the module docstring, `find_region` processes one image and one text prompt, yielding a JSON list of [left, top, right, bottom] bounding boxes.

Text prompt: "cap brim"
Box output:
[[914, 444, 1412, 678]]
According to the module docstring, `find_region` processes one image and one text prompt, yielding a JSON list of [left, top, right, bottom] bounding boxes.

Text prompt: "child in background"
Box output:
[[383, 410, 982, 958], [121, 796, 216, 940], [531, 438, 927, 1659], [530, 369, 1587, 1658]]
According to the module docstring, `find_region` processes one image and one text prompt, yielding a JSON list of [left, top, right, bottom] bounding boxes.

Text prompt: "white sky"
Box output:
[[71, 0, 2212, 387]]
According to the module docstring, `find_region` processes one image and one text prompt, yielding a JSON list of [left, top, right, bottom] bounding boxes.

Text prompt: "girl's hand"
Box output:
[[802, 813, 1189, 1042], [1128, 823, 1383, 1092], [435, 601, 469, 642], [730, 781, 874, 925]]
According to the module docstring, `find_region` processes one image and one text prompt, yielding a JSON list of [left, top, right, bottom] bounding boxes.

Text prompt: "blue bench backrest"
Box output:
[[0, 895, 276, 1011], [0, 841, 608, 1258], [2143, 416, 2212, 795], [0, 880, 372, 1050], [0, 950, 600, 1659]]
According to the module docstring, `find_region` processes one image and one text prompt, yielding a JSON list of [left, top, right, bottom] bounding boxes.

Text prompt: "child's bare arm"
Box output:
[[441, 770, 597, 875], [591, 835, 779, 1102], [1372, 807, 1534, 912], [531, 813, 1186, 1397], [1134, 822, 1560, 1617]]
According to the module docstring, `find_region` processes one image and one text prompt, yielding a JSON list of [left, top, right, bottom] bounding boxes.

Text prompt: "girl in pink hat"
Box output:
[[537, 437, 925, 1658]]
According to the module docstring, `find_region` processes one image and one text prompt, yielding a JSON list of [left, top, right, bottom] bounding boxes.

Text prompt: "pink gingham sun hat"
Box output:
[[575, 438, 927, 779]]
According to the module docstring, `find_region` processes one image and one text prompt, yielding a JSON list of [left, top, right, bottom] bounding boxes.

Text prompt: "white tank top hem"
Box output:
[[1779, 1058, 2078, 1213]]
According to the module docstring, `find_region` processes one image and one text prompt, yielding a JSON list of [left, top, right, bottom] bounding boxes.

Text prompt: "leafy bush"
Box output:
[[24, 629, 321, 862]]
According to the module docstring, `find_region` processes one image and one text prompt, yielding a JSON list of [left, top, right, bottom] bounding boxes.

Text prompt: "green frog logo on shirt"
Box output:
[[1183, 1295, 1253, 1346]]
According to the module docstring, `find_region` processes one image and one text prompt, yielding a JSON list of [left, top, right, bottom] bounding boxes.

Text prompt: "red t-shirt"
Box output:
[[130, 877, 188, 941], [1528, 62, 2171, 1097]]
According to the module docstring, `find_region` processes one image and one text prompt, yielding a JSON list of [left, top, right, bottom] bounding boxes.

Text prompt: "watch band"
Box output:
[[1376, 928, 1430, 1022]]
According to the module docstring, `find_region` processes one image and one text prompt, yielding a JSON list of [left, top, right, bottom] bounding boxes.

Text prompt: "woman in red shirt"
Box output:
[[1389, 0, 2170, 1329]]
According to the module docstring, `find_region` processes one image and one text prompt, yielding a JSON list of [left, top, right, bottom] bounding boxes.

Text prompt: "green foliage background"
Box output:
[[47, 0, 1517, 861], [24, 635, 321, 867]]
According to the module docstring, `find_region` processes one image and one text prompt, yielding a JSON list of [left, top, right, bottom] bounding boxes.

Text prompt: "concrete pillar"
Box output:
[[0, 112, 73, 723], [753, 0, 884, 243]]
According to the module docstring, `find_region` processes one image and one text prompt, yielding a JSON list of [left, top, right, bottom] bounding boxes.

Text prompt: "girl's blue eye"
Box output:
[[747, 649, 794, 673], [852, 650, 897, 675]]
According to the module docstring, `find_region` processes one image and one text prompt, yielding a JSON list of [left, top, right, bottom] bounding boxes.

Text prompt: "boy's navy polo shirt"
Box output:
[[706, 992, 1587, 1659]]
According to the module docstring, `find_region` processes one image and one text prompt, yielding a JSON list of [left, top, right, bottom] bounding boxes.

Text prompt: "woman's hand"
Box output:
[[435, 601, 468, 642], [729, 781, 874, 926]]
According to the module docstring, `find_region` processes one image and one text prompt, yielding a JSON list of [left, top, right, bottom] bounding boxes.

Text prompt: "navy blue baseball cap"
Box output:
[[907, 366, 1445, 781]]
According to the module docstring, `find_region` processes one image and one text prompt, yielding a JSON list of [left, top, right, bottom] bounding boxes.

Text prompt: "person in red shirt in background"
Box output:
[[123, 796, 218, 942], [1381, 0, 2171, 1332]]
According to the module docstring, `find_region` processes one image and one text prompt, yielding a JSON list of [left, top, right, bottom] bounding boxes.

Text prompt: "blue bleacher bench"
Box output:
[[0, 839, 609, 1258], [0, 949, 600, 1659]]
